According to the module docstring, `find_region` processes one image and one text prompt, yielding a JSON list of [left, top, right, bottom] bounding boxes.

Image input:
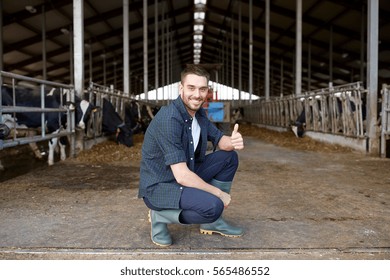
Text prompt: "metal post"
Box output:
[[102, 53, 106, 86], [238, 3, 242, 102], [231, 17, 234, 102], [0, 0, 3, 72], [40, 84, 46, 137], [366, 0, 379, 155], [143, 0, 148, 100], [166, 25, 169, 101], [42, 5, 47, 80], [265, 0, 270, 100], [88, 40, 92, 83], [360, 4, 365, 83], [155, 0, 159, 101], [113, 61, 117, 88], [280, 58, 283, 96], [249, 0, 253, 103], [308, 39, 311, 91], [73, 0, 84, 100], [123, 0, 130, 96], [69, 29, 74, 85], [329, 25, 333, 86], [295, 0, 302, 96], [161, 5, 165, 100]]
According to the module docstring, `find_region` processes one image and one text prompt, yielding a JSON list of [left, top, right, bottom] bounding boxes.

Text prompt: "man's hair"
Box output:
[[181, 65, 210, 84]]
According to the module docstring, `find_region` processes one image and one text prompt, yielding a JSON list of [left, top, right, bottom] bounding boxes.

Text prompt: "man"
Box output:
[[138, 65, 244, 246]]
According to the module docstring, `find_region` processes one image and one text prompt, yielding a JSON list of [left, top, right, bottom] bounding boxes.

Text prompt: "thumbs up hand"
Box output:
[[231, 123, 244, 150]]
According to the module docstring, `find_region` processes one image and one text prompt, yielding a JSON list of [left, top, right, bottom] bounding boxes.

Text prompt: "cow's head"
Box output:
[[75, 100, 99, 130], [116, 124, 133, 147], [0, 124, 10, 140]]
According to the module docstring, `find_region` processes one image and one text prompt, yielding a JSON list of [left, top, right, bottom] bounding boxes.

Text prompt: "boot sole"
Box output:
[[200, 229, 242, 237]]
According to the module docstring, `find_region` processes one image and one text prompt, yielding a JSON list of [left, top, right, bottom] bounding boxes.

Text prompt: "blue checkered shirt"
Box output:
[[138, 96, 224, 209]]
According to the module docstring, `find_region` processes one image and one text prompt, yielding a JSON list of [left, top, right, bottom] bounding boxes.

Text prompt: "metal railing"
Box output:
[[86, 81, 162, 140], [381, 84, 390, 157], [242, 82, 367, 138], [86, 82, 133, 139], [0, 71, 75, 152]]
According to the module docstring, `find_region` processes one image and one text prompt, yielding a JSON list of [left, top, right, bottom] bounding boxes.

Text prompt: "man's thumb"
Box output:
[[232, 123, 239, 135]]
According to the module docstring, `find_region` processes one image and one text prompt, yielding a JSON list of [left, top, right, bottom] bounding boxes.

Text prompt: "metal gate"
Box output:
[[0, 71, 75, 156]]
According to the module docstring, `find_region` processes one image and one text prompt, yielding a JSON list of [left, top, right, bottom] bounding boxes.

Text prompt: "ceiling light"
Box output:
[[194, 35, 203, 42], [194, 24, 204, 32], [194, 0, 207, 4], [25, 5, 37, 13], [194, 12, 205, 20], [194, 42, 202, 48]]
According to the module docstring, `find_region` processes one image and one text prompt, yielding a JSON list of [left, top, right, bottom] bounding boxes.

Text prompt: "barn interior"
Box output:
[[1, 0, 390, 263]]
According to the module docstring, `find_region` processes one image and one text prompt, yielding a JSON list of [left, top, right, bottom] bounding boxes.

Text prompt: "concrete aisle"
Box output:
[[0, 137, 389, 259]]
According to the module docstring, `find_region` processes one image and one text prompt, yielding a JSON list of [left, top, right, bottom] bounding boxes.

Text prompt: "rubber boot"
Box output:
[[149, 209, 182, 246], [200, 178, 243, 237]]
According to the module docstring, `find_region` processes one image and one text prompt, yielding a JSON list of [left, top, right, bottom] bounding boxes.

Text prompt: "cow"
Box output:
[[231, 107, 244, 124], [100, 97, 133, 147], [123, 100, 159, 135], [0, 85, 104, 166], [291, 108, 306, 137]]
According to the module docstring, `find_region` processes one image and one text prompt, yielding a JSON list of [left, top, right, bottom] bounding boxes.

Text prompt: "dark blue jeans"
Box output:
[[144, 150, 239, 224]]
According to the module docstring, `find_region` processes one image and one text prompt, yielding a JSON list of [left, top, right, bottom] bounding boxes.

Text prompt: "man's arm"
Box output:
[[170, 162, 231, 206], [218, 124, 244, 151]]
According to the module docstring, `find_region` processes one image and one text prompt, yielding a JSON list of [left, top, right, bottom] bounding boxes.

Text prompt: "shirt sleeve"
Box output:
[[155, 114, 187, 166]]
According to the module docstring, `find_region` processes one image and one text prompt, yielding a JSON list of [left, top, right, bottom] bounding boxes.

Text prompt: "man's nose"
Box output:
[[193, 88, 201, 97]]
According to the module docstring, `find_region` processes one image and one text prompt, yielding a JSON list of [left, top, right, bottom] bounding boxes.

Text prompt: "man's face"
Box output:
[[179, 74, 209, 117]]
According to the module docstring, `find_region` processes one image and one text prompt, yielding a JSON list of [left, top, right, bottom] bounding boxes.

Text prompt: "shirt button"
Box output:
[[190, 157, 193, 160], [180, 187, 183, 190], [189, 127, 191, 130], [190, 141, 193, 144]]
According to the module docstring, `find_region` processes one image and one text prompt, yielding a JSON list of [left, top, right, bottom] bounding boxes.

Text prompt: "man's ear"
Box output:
[[179, 83, 184, 95]]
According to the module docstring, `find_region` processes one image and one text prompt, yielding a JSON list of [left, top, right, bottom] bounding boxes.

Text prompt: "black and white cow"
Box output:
[[124, 101, 143, 134], [1, 85, 77, 165], [100, 97, 133, 147], [123, 100, 159, 135]]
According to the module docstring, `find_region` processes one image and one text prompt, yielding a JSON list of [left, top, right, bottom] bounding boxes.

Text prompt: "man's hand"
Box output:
[[218, 191, 231, 207], [231, 123, 244, 150]]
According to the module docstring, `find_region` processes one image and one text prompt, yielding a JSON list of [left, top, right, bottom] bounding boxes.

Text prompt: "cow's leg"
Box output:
[[0, 159, 4, 171], [26, 130, 43, 159], [29, 142, 43, 159], [59, 137, 67, 161], [48, 137, 58, 166]]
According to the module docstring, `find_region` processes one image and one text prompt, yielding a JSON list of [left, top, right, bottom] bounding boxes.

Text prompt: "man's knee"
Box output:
[[204, 198, 224, 223], [229, 150, 239, 166]]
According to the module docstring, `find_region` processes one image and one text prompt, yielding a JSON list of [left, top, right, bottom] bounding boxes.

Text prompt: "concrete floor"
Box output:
[[0, 136, 390, 260]]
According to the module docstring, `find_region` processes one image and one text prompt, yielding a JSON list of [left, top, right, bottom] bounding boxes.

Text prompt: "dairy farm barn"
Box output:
[[0, 0, 390, 262]]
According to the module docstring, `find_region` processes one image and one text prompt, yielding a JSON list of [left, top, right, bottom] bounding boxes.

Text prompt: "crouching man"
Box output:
[[138, 65, 244, 246]]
